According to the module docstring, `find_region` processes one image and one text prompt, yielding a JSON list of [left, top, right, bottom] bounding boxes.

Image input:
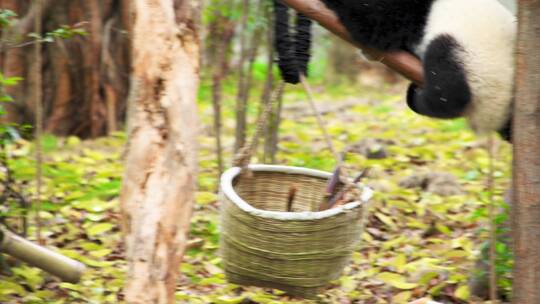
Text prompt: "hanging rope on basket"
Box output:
[[273, 1, 342, 163], [273, 2, 363, 205], [232, 81, 285, 170], [232, 0, 312, 170], [231, 0, 367, 211]]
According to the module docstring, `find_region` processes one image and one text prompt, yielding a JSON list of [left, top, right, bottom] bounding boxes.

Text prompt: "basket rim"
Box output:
[[220, 164, 373, 221]]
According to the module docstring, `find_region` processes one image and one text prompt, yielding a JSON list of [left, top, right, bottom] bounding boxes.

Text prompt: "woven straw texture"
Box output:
[[220, 168, 367, 298]]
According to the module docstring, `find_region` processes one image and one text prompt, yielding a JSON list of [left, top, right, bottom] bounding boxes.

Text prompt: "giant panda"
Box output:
[[319, 0, 517, 140]]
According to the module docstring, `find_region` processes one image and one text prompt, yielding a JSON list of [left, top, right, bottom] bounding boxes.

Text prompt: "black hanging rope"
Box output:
[[273, 1, 312, 84]]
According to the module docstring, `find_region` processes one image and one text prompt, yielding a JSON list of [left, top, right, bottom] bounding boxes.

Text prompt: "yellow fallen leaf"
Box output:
[[391, 253, 407, 273], [375, 212, 398, 230], [392, 291, 412, 303], [376, 272, 418, 290], [454, 285, 470, 301]]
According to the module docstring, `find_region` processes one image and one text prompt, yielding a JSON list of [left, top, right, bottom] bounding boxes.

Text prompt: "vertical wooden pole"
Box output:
[[511, 0, 540, 302]]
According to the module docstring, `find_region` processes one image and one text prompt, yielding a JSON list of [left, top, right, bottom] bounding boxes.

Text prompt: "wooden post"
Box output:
[[279, 0, 424, 85], [511, 0, 540, 302]]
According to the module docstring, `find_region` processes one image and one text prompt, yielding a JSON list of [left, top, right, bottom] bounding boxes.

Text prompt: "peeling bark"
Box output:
[[120, 0, 200, 303]]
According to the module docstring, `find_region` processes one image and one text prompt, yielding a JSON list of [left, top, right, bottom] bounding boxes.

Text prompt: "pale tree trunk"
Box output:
[[119, 0, 200, 303], [511, 0, 540, 303]]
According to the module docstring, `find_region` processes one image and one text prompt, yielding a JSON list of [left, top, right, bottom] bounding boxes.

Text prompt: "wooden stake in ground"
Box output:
[[511, 0, 540, 303], [120, 1, 200, 303]]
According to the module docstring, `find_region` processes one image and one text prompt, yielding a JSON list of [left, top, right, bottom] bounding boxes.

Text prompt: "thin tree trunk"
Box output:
[[120, 0, 200, 303], [33, 0, 44, 245], [211, 63, 224, 177], [211, 17, 234, 178], [242, 23, 264, 106], [511, 0, 540, 303], [234, 0, 250, 152], [259, 5, 281, 163], [244, 0, 266, 94], [266, 86, 284, 163]]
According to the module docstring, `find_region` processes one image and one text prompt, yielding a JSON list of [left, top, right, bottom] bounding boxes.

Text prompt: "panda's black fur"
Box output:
[[320, 0, 516, 141]]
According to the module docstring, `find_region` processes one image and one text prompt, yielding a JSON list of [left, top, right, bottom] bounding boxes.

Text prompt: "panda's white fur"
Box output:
[[417, 0, 516, 134]]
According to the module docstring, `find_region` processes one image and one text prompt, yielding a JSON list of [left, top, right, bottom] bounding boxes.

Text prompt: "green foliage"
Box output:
[[0, 9, 17, 28], [0, 73, 23, 131], [28, 24, 87, 43]]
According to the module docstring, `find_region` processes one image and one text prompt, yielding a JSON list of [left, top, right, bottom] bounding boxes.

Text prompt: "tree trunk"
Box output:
[[262, 6, 278, 163], [265, 85, 284, 164], [119, 0, 199, 303], [0, 0, 130, 138], [210, 15, 234, 178], [233, 0, 250, 152], [511, 0, 540, 303]]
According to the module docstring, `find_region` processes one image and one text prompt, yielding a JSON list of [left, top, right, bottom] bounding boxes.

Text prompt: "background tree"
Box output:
[[0, 0, 130, 138], [511, 0, 540, 302], [119, 0, 200, 303], [206, 0, 236, 177]]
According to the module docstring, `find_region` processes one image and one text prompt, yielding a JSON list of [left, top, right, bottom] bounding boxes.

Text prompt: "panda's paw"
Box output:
[[497, 118, 512, 142], [406, 83, 421, 114]]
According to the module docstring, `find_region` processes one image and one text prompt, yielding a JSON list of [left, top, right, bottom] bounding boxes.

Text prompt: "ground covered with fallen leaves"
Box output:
[[0, 81, 512, 303]]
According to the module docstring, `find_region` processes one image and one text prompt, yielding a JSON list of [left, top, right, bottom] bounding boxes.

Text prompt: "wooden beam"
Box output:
[[279, 0, 424, 85], [511, 0, 540, 302]]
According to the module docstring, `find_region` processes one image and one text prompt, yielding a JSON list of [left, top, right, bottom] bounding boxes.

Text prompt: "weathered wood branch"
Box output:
[[279, 0, 424, 85], [0, 227, 85, 283]]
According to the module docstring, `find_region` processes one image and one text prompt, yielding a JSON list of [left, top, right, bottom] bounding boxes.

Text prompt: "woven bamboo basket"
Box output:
[[219, 164, 372, 298]]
